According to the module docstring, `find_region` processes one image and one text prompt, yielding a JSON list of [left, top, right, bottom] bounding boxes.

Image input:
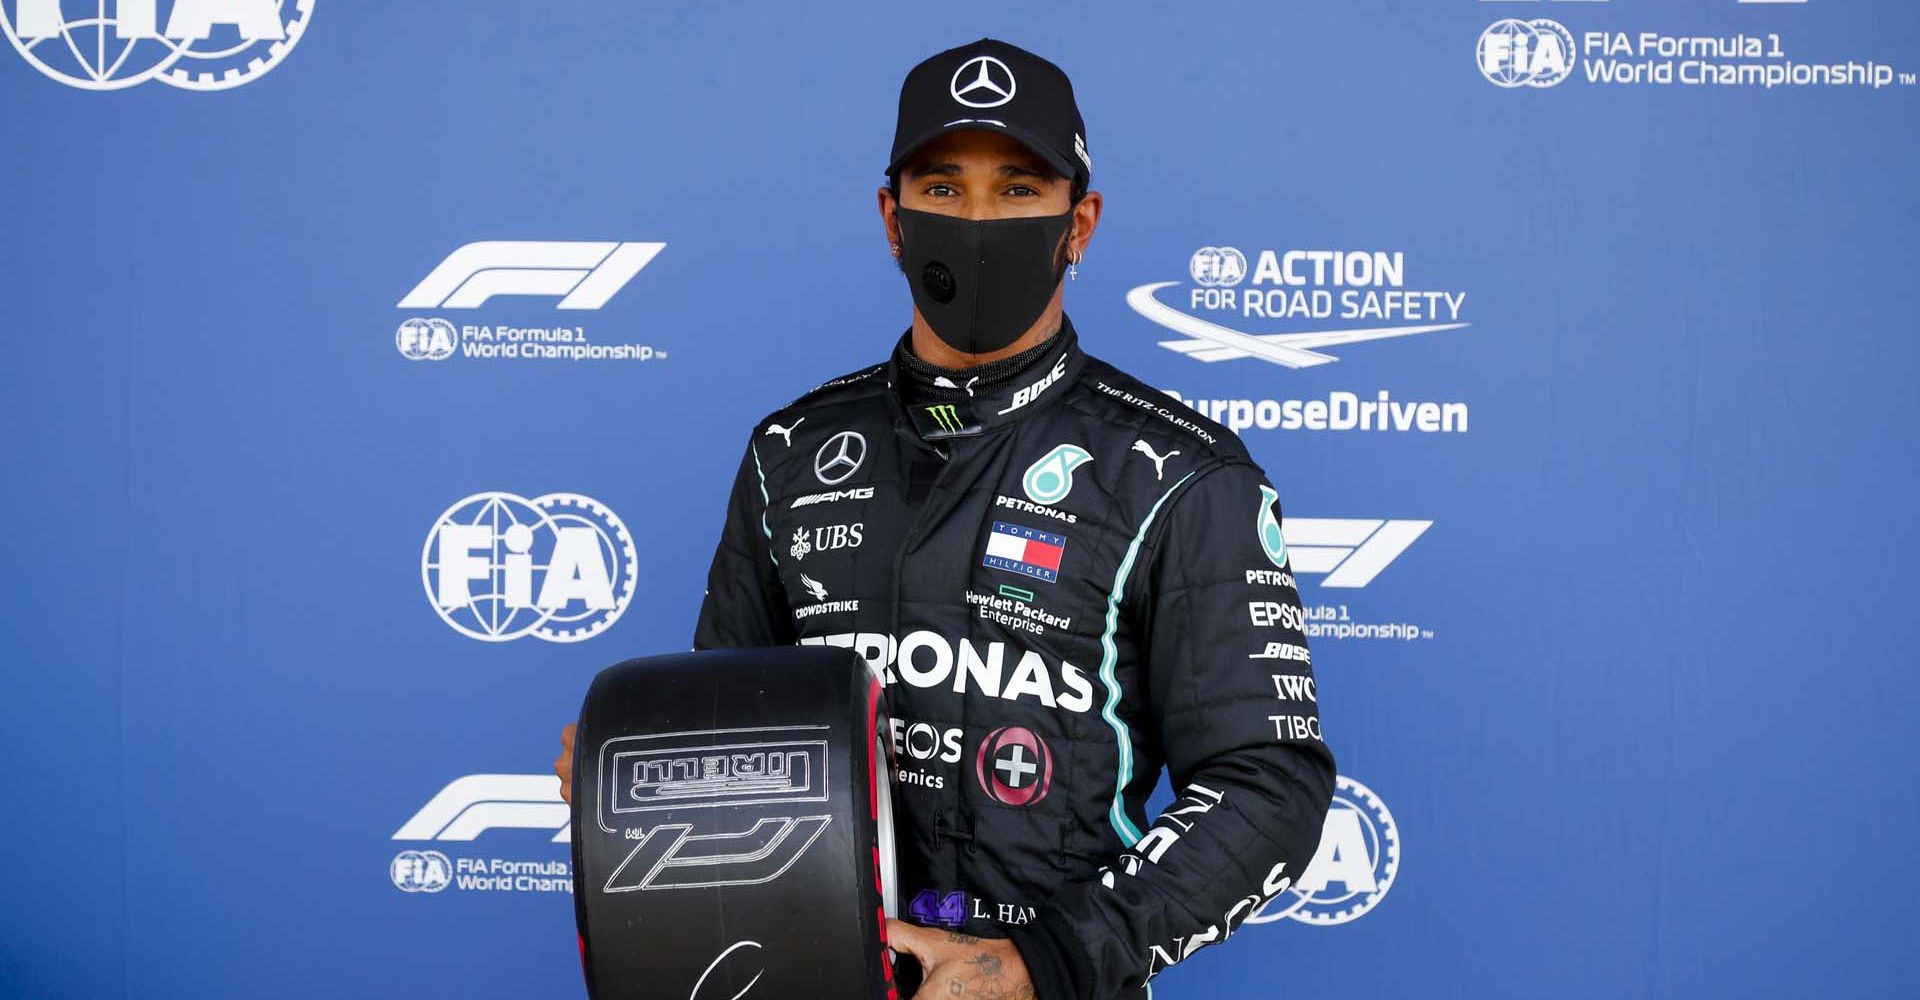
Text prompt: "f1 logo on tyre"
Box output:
[[603, 815, 834, 892]]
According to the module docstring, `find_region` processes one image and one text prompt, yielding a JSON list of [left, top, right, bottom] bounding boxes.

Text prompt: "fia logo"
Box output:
[[1477, 19, 1577, 88], [389, 849, 452, 893], [1, 0, 314, 91], [1190, 247, 1248, 288], [396, 317, 457, 361], [421, 492, 637, 643]]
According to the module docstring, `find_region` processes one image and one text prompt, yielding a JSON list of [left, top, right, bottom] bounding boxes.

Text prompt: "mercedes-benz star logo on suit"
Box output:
[[814, 432, 867, 485], [950, 55, 1016, 108]]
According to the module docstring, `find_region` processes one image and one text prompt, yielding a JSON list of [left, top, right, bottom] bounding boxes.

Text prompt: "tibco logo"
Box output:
[[421, 492, 637, 643]]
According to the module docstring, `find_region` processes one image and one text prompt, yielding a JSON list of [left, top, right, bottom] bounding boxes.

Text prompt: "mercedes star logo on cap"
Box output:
[[950, 55, 1016, 108]]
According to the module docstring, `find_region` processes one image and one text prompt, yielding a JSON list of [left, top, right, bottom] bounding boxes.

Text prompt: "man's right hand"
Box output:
[[554, 722, 576, 806]]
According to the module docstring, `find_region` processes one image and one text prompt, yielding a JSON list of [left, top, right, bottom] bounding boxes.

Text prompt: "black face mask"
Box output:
[[895, 206, 1073, 356]]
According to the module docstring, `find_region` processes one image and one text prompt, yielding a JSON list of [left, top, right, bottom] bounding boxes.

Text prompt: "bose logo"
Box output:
[[399, 241, 666, 310]]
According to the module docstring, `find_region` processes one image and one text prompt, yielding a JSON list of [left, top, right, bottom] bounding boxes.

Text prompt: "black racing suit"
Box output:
[[693, 315, 1334, 1000]]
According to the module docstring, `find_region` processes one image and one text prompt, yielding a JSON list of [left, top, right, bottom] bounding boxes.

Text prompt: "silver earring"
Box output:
[[891, 242, 902, 258], [1068, 249, 1081, 281]]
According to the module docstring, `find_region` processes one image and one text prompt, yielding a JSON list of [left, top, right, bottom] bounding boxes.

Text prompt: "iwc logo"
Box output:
[[1, 0, 315, 91], [421, 491, 637, 643]]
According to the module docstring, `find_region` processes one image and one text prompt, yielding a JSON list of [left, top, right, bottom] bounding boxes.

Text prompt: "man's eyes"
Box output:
[[922, 183, 1040, 198]]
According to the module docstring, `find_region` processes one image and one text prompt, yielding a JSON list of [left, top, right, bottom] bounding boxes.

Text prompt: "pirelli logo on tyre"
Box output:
[[597, 726, 831, 825]]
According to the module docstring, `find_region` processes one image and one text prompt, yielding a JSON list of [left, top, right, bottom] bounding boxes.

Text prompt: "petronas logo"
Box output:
[[926, 403, 965, 433], [1022, 444, 1093, 506], [1257, 484, 1289, 569]]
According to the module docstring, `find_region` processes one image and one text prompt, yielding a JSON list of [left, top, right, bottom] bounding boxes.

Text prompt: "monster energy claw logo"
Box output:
[[1023, 444, 1092, 506], [926, 403, 965, 434], [1258, 484, 1289, 569]]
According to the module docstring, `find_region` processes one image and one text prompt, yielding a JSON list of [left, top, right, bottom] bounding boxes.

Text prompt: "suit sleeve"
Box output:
[[691, 436, 795, 650], [1008, 461, 1336, 1000]]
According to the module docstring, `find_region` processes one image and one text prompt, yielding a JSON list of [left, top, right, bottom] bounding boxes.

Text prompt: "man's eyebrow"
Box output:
[[904, 161, 1057, 181], [906, 161, 963, 179]]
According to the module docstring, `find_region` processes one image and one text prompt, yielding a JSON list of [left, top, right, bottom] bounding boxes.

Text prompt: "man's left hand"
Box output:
[[886, 918, 1035, 1000]]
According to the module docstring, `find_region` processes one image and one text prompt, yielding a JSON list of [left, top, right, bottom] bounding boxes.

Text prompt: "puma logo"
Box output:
[[764, 417, 805, 447], [932, 375, 980, 397], [1130, 439, 1180, 481]]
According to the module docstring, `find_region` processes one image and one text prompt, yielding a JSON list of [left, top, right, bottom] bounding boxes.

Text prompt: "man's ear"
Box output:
[[1068, 190, 1104, 258], [877, 186, 903, 248]]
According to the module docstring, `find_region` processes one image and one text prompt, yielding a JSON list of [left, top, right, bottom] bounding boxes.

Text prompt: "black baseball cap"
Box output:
[[886, 38, 1091, 188]]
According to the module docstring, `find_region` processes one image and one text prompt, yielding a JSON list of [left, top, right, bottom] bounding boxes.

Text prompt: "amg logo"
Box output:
[[597, 727, 830, 823]]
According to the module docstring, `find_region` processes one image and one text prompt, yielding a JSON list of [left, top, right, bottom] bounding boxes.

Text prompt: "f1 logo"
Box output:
[[603, 816, 833, 892], [1284, 519, 1432, 589], [398, 241, 666, 310]]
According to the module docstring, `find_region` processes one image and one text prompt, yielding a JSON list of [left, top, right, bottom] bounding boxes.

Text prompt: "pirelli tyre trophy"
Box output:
[[569, 647, 898, 1000]]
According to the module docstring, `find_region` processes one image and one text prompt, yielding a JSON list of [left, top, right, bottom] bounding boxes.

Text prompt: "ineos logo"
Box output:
[[813, 431, 867, 486], [950, 55, 1016, 108]]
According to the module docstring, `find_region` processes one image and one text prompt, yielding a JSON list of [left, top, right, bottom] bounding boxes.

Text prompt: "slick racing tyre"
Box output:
[[570, 647, 897, 1000]]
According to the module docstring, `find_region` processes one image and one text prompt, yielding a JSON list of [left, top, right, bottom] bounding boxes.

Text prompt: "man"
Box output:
[[557, 38, 1333, 1000]]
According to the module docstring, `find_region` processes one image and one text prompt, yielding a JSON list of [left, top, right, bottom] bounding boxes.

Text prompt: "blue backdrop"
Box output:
[[3, 1, 1916, 998]]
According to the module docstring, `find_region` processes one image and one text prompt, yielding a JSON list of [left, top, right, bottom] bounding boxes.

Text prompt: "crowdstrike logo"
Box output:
[[400, 241, 666, 311], [1, 0, 314, 91], [1130, 247, 1471, 369]]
